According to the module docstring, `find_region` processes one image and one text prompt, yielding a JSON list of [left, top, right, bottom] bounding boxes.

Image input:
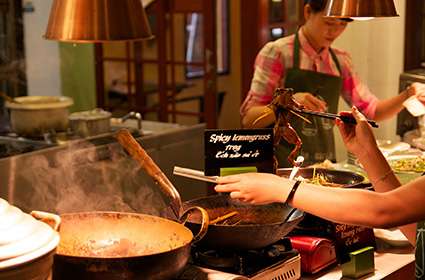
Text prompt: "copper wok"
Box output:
[[53, 209, 208, 280], [52, 129, 210, 280]]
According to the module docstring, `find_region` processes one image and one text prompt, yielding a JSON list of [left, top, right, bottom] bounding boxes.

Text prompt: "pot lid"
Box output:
[[68, 108, 112, 121], [5, 96, 73, 110], [0, 198, 60, 269]]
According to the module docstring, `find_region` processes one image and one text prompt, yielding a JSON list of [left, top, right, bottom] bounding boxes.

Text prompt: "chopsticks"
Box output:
[[288, 107, 379, 128], [173, 166, 218, 183]]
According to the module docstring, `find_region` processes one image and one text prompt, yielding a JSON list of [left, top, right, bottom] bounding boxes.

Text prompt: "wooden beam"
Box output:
[[404, 0, 423, 70], [240, 0, 269, 102], [156, 0, 169, 122], [203, 0, 218, 128], [172, 0, 202, 13]]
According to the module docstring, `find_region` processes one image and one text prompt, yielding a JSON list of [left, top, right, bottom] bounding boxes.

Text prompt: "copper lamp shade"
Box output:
[[324, 0, 399, 18], [44, 0, 153, 42]]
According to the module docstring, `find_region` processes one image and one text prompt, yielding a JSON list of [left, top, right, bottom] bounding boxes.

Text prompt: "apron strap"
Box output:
[[293, 30, 342, 76], [329, 48, 342, 76], [293, 31, 301, 69]]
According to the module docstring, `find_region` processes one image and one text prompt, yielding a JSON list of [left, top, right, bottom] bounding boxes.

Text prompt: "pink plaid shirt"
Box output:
[[241, 28, 378, 119]]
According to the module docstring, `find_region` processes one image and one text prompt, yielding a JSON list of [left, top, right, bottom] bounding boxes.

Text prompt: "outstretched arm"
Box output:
[[215, 172, 424, 245], [374, 82, 425, 121], [337, 107, 417, 243]]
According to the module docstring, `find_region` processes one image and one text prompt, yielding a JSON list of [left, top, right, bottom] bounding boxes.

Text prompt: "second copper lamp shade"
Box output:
[[44, 0, 153, 42], [325, 0, 399, 18]]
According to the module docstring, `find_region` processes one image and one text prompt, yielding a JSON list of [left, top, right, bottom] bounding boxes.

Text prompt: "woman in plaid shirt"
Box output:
[[241, 0, 425, 167]]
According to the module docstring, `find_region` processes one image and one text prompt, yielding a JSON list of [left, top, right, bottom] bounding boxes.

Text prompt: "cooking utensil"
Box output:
[[115, 129, 182, 219], [5, 96, 73, 136], [183, 194, 304, 250], [287, 107, 379, 128], [68, 108, 111, 137], [53, 210, 208, 280], [173, 166, 218, 183]]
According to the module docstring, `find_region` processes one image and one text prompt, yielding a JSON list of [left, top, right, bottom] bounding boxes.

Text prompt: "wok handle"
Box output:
[[31, 211, 61, 231], [180, 206, 209, 243], [115, 129, 182, 219]]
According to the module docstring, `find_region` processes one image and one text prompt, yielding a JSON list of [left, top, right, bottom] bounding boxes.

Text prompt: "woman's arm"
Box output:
[[215, 172, 424, 245], [337, 107, 417, 243], [242, 105, 275, 128], [290, 177, 423, 245], [373, 90, 411, 121], [374, 82, 425, 121]]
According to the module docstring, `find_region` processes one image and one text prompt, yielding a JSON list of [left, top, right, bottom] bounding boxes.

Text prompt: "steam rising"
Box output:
[[11, 140, 172, 218]]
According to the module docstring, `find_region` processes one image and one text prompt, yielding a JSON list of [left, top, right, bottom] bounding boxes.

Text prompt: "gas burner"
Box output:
[[190, 238, 299, 277], [0, 135, 55, 158]]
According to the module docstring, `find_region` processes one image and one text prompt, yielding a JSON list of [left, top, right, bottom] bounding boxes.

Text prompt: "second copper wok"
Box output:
[[183, 194, 304, 250]]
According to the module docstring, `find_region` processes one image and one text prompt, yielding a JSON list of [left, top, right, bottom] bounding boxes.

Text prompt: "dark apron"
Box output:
[[276, 31, 343, 167]]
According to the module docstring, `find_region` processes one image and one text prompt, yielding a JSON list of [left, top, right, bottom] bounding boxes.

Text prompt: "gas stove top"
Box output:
[[0, 135, 55, 158], [177, 238, 301, 280], [177, 254, 301, 280]]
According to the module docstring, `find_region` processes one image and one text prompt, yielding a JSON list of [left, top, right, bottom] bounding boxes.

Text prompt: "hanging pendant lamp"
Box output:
[[324, 0, 399, 19], [44, 0, 153, 42]]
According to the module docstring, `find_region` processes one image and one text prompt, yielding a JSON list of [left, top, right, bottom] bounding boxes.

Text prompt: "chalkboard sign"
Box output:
[[331, 223, 375, 263], [204, 129, 274, 176]]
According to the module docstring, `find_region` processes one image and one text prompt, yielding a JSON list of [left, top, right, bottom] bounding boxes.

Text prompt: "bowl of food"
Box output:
[[277, 167, 366, 188], [387, 154, 425, 184]]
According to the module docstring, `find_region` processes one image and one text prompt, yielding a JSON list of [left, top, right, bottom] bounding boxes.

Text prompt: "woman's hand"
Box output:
[[293, 92, 327, 112], [336, 106, 378, 159], [214, 173, 292, 205], [406, 82, 425, 103]]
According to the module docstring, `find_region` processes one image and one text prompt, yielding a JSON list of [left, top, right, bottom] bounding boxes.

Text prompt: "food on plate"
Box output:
[[389, 155, 425, 173], [299, 168, 343, 188]]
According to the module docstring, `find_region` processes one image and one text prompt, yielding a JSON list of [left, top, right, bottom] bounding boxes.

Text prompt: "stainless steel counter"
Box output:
[[0, 122, 208, 217]]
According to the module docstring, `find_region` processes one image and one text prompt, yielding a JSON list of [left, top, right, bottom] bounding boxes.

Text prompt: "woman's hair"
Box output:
[[304, 0, 327, 13]]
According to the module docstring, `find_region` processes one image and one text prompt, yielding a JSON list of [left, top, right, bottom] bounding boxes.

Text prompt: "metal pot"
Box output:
[[0, 199, 61, 280], [5, 96, 73, 137], [53, 209, 208, 280], [68, 108, 111, 137]]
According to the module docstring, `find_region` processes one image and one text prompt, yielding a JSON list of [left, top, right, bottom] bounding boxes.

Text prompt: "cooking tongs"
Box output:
[[287, 107, 379, 128], [173, 166, 218, 183]]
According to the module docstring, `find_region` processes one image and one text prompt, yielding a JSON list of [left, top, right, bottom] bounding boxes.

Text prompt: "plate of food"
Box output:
[[277, 167, 367, 188], [387, 154, 425, 174]]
